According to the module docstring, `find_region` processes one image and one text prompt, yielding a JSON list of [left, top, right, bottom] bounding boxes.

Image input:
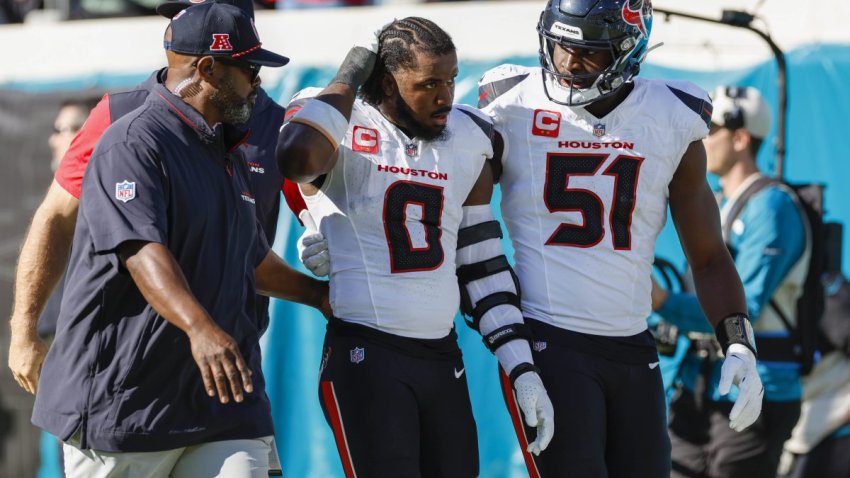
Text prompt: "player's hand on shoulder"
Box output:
[[719, 343, 764, 432], [297, 210, 329, 277], [513, 370, 555, 455]]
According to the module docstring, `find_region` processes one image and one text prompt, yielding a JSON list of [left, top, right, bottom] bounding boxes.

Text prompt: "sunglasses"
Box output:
[[215, 57, 261, 83], [52, 125, 80, 135]]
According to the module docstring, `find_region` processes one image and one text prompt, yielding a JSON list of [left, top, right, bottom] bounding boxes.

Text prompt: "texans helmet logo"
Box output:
[[622, 0, 651, 37]]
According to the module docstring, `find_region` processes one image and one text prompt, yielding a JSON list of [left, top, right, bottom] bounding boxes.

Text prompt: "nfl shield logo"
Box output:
[[533, 341, 548, 352], [115, 180, 136, 203], [405, 143, 418, 157], [350, 347, 365, 364], [593, 123, 606, 137]]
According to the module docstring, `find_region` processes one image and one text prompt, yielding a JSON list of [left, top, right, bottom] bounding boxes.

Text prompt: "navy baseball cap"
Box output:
[[167, 3, 289, 67], [157, 0, 254, 20]]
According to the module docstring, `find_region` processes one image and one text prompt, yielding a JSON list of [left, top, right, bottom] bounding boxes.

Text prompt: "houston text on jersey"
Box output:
[[557, 140, 636, 149], [377, 164, 449, 181]]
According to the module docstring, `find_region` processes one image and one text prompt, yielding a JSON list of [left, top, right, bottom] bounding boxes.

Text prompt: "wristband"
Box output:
[[715, 314, 757, 356], [289, 99, 349, 148], [509, 362, 541, 388]]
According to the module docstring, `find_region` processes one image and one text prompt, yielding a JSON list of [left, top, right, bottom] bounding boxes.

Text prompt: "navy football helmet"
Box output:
[[537, 0, 652, 106]]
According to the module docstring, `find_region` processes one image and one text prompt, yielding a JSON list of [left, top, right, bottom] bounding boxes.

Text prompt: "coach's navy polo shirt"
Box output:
[[33, 83, 273, 453], [47, 70, 284, 339], [245, 87, 285, 245], [241, 88, 285, 332]]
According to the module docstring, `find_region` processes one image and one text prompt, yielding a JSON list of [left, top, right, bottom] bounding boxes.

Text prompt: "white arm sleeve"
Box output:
[[458, 205, 533, 375]]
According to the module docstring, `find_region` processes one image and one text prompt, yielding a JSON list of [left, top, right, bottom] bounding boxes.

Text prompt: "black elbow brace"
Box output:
[[456, 219, 528, 352], [457, 255, 521, 330]]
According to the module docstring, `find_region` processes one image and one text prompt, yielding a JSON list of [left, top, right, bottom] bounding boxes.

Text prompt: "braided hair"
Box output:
[[360, 17, 456, 106]]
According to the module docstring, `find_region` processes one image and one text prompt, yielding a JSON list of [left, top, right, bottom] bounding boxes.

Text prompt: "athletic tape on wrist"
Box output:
[[289, 99, 349, 148], [715, 314, 758, 356]]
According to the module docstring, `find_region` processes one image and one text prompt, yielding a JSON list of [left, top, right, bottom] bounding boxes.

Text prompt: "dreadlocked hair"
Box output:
[[360, 17, 456, 106]]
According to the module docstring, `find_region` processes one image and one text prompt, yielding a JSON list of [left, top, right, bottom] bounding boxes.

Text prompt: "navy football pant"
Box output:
[[318, 318, 478, 478], [504, 319, 670, 478]]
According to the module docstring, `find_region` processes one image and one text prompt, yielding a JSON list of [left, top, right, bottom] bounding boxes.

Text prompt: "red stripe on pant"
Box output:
[[499, 370, 542, 478], [320, 380, 358, 478]]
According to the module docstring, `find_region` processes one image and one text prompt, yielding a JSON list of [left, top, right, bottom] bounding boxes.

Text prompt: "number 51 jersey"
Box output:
[[289, 90, 494, 339], [479, 65, 712, 337]]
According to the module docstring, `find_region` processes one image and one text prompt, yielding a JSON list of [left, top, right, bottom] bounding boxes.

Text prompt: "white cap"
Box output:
[[711, 86, 772, 139]]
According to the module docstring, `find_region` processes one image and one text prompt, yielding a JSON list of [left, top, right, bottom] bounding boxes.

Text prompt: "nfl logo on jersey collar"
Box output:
[[405, 142, 418, 157], [593, 123, 606, 137], [593, 123, 605, 138], [350, 347, 365, 364]]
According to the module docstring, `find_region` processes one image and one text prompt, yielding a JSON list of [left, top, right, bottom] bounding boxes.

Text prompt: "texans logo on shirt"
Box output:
[[247, 161, 265, 174]]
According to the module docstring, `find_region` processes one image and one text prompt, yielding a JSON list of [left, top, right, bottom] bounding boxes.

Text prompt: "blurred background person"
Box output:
[[778, 272, 850, 478], [47, 98, 97, 172], [39, 95, 97, 478]]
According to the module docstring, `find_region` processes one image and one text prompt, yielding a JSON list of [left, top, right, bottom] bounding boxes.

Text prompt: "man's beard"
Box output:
[[210, 74, 254, 125], [393, 94, 450, 142]]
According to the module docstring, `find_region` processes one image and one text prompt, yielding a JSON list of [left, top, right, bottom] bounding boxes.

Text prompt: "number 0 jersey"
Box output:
[[479, 65, 712, 336], [289, 90, 494, 339]]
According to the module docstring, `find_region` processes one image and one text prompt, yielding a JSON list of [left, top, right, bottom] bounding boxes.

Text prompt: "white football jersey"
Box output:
[[479, 65, 712, 336], [291, 91, 494, 339]]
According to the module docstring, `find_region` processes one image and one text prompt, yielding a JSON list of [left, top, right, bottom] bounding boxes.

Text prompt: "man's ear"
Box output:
[[732, 128, 751, 154], [196, 56, 216, 81]]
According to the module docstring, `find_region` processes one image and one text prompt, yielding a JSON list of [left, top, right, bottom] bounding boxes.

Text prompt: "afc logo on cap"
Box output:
[[532, 109, 561, 137], [352, 126, 379, 154], [210, 33, 233, 51]]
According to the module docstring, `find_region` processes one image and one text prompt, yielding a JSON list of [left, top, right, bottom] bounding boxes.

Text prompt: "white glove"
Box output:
[[718, 343, 764, 432], [297, 210, 329, 277], [513, 371, 555, 456]]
